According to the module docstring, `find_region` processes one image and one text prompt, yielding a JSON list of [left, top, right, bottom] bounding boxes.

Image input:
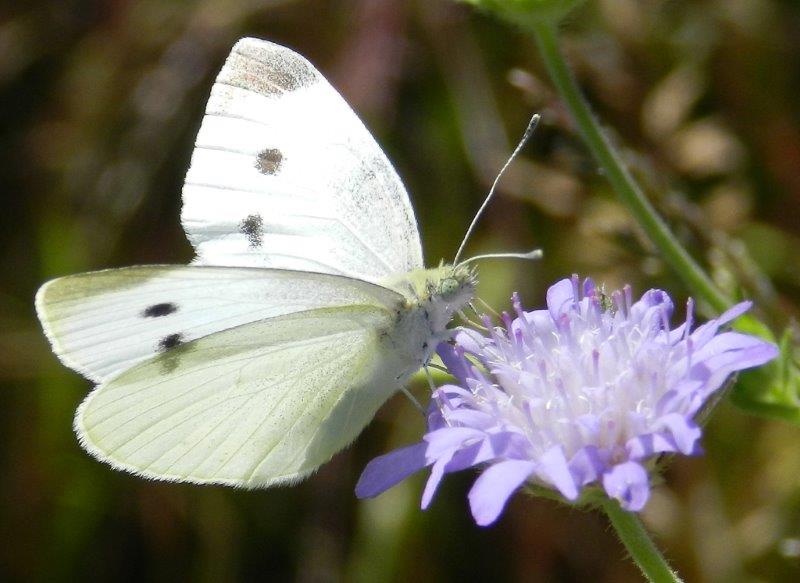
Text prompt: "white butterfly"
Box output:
[[36, 38, 479, 488]]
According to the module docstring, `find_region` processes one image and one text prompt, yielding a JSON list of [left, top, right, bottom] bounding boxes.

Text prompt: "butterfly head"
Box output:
[[386, 263, 475, 314], [434, 262, 476, 306], [415, 263, 477, 331], [439, 276, 462, 298]]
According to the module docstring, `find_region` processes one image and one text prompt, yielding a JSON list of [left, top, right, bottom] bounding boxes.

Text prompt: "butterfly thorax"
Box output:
[[379, 263, 475, 368], [383, 263, 474, 315]]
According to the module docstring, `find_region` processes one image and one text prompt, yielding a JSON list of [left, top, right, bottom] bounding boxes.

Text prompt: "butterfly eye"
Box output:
[[440, 277, 460, 297]]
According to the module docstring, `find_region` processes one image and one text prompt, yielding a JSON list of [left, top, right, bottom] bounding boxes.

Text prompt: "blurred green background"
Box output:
[[2, 0, 800, 581]]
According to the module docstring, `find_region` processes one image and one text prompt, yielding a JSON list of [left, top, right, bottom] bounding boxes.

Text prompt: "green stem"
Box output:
[[529, 20, 730, 315], [601, 499, 683, 582]]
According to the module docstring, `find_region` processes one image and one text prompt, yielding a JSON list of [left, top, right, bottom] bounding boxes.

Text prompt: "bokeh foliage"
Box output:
[[2, 0, 800, 581]]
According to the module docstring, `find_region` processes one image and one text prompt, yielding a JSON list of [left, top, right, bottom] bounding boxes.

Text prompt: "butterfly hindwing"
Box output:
[[76, 305, 405, 486], [182, 37, 424, 281]]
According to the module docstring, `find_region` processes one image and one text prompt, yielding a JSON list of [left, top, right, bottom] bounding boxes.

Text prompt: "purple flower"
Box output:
[[356, 275, 779, 526]]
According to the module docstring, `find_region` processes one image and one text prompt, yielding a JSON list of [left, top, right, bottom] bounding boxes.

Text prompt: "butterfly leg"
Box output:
[[474, 297, 500, 318], [424, 364, 441, 394], [398, 384, 424, 415], [458, 309, 488, 331]]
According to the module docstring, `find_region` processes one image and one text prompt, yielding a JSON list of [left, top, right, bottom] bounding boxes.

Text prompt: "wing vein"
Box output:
[[89, 329, 358, 424], [242, 344, 361, 483], [202, 346, 357, 481]]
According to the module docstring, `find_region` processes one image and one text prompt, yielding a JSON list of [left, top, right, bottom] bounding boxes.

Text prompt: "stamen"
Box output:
[[501, 311, 513, 331], [592, 348, 601, 384], [571, 274, 581, 305], [522, 399, 536, 430], [481, 314, 495, 336], [659, 305, 671, 334], [684, 298, 695, 340], [514, 327, 525, 349], [624, 285, 633, 316], [515, 306, 538, 352], [612, 289, 624, 315]]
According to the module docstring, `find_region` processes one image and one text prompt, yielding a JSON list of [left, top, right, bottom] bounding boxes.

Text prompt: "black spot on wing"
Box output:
[[255, 148, 283, 175], [156, 334, 190, 375], [239, 214, 264, 248], [158, 333, 184, 352], [142, 302, 178, 318]]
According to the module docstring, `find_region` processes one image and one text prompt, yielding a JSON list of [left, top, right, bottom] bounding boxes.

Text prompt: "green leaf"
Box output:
[[731, 325, 800, 425]]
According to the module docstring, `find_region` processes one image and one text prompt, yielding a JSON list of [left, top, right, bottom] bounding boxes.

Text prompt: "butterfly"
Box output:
[[35, 38, 480, 488]]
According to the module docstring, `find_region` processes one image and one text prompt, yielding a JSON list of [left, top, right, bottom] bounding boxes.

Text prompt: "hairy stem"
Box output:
[[530, 21, 729, 314], [602, 499, 683, 582]]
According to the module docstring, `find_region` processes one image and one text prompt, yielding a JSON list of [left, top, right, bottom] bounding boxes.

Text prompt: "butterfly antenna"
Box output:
[[453, 113, 541, 265], [458, 249, 543, 266]]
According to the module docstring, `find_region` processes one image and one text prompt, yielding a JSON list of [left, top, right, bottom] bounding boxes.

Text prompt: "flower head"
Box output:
[[356, 276, 778, 525]]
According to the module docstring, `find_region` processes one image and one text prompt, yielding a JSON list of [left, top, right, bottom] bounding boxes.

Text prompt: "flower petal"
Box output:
[[602, 462, 650, 511], [630, 289, 673, 324], [689, 301, 751, 348], [445, 408, 496, 429], [535, 446, 579, 500], [546, 278, 576, 319], [436, 342, 472, 384], [511, 309, 554, 340], [355, 443, 429, 498], [423, 427, 485, 458], [691, 333, 779, 374], [655, 413, 702, 454], [467, 460, 536, 526], [568, 446, 609, 486], [421, 448, 458, 509], [715, 301, 752, 327], [453, 328, 489, 355], [626, 432, 680, 459]]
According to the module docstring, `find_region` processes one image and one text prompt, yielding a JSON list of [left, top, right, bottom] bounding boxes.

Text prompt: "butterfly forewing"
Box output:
[[36, 266, 403, 383], [182, 37, 424, 281]]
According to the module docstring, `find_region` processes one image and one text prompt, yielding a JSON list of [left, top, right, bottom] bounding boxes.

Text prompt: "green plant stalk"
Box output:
[[601, 498, 684, 582], [530, 21, 730, 315]]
